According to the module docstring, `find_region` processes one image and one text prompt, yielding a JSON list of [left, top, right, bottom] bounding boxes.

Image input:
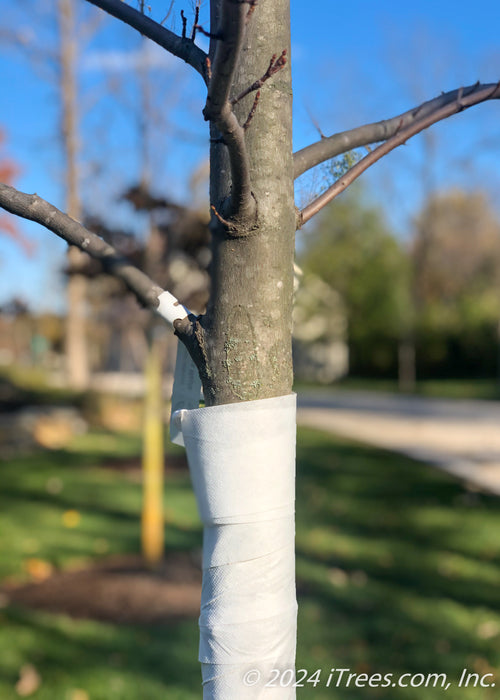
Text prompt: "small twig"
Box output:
[[243, 90, 260, 130], [210, 204, 232, 228], [393, 117, 404, 136], [306, 106, 326, 139], [246, 0, 258, 20], [180, 10, 187, 39], [231, 49, 287, 105], [194, 24, 222, 40], [160, 0, 175, 25], [191, 5, 200, 40]]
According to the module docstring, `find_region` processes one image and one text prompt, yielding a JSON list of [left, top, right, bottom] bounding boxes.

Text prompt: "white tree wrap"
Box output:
[[174, 394, 298, 699], [156, 290, 189, 325]]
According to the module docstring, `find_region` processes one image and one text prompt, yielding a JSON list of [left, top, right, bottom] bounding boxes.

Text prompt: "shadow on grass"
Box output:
[[295, 429, 500, 699], [0, 431, 203, 698], [0, 604, 201, 700], [0, 440, 201, 580], [1, 426, 499, 699]]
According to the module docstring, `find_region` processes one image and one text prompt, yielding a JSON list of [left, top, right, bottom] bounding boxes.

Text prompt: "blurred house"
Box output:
[[293, 273, 348, 383], [0, 300, 65, 371]]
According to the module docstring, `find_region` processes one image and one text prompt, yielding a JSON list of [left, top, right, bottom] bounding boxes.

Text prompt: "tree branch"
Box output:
[[0, 181, 210, 379], [294, 82, 500, 180], [298, 81, 500, 227], [203, 0, 255, 222], [0, 181, 165, 311], [231, 50, 287, 105], [84, 0, 208, 82]]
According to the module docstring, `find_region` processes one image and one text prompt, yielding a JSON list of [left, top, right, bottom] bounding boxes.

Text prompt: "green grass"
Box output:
[[295, 429, 500, 699], [0, 431, 197, 581], [1, 428, 499, 698]]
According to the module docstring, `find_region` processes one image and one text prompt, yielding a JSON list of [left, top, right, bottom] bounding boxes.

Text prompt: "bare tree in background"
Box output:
[[58, 0, 92, 389], [0, 0, 499, 695]]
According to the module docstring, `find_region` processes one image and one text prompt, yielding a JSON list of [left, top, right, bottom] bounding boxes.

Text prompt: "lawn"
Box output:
[[1, 427, 499, 699]]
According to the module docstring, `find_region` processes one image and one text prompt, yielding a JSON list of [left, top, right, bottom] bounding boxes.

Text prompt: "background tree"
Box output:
[[1, 0, 102, 387], [411, 188, 500, 378], [59, 0, 92, 390], [0, 0, 499, 695], [301, 187, 411, 378]]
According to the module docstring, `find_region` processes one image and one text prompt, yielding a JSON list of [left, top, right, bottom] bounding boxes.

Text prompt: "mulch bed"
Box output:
[[2, 553, 202, 625]]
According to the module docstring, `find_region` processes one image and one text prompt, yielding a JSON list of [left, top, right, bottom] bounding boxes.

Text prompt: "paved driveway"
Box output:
[[297, 391, 500, 495]]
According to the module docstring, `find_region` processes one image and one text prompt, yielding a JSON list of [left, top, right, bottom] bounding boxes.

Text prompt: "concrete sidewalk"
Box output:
[[297, 391, 500, 496]]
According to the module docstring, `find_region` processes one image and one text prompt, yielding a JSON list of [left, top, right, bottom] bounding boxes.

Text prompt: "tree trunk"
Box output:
[[398, 339, 416, 393], [174, 3, 298, 696], [201, 0, 295, 406], [59, 0, 90, 391]]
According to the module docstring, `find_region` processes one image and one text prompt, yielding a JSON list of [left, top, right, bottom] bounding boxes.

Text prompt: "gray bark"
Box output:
[[59, 0, 90, 390], [190, 0, 295, 406]]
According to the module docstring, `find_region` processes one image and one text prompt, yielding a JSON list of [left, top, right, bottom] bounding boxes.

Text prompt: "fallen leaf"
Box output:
[[24, 558, 53, 581], [69, 690, 89, 700], [15, 664, 41, 697], [62, 510, 81, 528], [477, 620, 500, 639]]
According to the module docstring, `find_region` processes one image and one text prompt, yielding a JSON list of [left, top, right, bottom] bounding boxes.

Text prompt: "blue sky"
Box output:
[[0, 0, 499, 311]]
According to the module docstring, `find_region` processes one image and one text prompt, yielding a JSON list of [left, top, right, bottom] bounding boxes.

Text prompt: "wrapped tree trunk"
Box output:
[[171, 4, 298, 694]]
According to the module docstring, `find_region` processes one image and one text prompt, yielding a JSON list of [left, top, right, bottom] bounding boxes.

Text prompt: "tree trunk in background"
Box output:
[[398, 339, 416, 393], [202, 0, 295, 405], [59, 0, 90, 390]]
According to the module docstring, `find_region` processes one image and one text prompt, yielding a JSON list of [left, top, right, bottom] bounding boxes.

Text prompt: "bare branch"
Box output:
[[231, 50, 287, 105], [0, 182, 209, 377], [305, 106, 326, 141], [203, 1, 247, 115], [84, 0, 208, 82], [193, 24, 221, 40], [202, 0, 255, 222], [298, 81, 500, 227], [181, 10, 187, 39], [210, 203, 232, 228], [160, 1, 175, 26], [0, 181, 164, 310], [243, 90, 260, 130], [191, 5, 201, 41], [294, 81, 500, 180]]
